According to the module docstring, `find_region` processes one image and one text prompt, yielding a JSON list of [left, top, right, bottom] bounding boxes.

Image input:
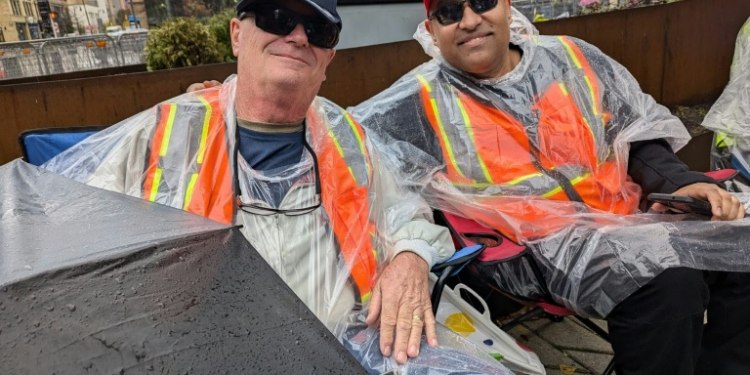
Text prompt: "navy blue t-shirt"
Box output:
[[236, 119, 305, 207]]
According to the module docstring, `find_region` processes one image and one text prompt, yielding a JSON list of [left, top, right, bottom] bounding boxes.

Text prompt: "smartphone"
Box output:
[[647, 193, 713, 217]]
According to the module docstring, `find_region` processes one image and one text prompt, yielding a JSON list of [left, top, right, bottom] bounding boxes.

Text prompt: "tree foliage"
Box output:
[[204, 9, 235, 62], [144, 17, 223, 71]]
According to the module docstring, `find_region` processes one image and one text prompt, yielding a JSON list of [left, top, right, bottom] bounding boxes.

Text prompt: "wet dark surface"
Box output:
[[0, 161, 365, 374]]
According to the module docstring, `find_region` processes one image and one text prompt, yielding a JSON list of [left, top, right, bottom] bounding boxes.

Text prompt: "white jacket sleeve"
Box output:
[[372, 149, 456, 269]]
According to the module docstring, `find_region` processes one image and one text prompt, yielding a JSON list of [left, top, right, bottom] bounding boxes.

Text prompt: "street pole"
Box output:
[[82, 0, 92, 33], [127, 0, 136, 29]]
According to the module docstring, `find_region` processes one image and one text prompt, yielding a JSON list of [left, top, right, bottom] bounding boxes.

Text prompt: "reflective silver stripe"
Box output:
[[425, 80, 495, 184], [554, 38, 610, 164], [449, 164, 591, 198], [327, 110, 370, 187], [152, 101, 209, 208]]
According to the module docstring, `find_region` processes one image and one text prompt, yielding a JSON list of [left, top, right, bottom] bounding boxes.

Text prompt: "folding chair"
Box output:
[[434, 210, 616, 374], [18, 126, 106, 166], [432, 168, 739, 375]]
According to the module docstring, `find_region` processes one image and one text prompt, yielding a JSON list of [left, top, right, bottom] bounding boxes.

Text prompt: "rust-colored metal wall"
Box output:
[[534, 0, 750, 107], [1, 0, 748, 165]]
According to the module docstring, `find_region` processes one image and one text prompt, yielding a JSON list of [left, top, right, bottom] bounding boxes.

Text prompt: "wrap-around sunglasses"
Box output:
[[429, 0, 499, 26], [240, 3, 340, 49]]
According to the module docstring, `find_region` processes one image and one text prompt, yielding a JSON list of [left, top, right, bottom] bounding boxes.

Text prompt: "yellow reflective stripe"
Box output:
[[558, 82, 569, 97], [542, 186, 563, 199], [559, 36, 582, 69], [583, 75, 600, 116], [541, 173, 591, 199], [430, 98, 468, 180], [450, 171, 543, 188], [716, 132, 735, 147], [716, 132, 726, 147], [361, 291, 371, 303], [328, 129, 359, 185], [559, 37, 602, 119], [742, 21, 750, 36], [159, 104, 177, 157], [343, 111, 367, 158], [196, 97, 212, 164], [506, 172, 544, 186], [418, 73, 468, 180], [343, 111, 370, 176], [149, 168, 163, 202], [455, 96, 494, 184], [416, 74, 432, 92], [183, 173, 199, 210]]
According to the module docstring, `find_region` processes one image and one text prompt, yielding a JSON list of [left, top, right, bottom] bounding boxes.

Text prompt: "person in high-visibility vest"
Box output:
[[348, 2, 750, 374], [41, 0, 525, 372], [705, 17, 750, 192]]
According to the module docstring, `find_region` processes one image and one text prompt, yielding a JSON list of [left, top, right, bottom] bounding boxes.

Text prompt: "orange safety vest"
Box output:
[[143, 91, 378, 304], [418, 36, 641, 241]]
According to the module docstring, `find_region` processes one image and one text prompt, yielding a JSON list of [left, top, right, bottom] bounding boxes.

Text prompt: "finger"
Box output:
[[728, 195, 743, 221], [204, 80, 220, 88], [393, 301, 414, 364], [704, 189, 724, 219], [366, 286, 382, 325], [422, 306, 438, 347], [407, 309, 424, 358], [186, 83, 204, 93], [651, 202, 670, 213], [720, 191, 735, 220], [377, 292, 399, 358]]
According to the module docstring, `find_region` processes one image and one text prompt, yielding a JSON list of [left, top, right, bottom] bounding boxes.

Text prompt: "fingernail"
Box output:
[[410, 345, 419, 356], [383, 345, 391, 356], [397, 351, 406, 363], [429, 338, 438, 347]]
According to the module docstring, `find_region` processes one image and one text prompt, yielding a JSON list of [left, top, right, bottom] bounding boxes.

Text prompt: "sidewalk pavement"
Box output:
[[506, 317, 615, 375]]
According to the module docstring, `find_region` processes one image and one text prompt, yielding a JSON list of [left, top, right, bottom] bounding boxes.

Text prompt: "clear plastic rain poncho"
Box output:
[[352, 8, 750, 318], [704, 18, 750, 192], [42, 76, 514, 375]]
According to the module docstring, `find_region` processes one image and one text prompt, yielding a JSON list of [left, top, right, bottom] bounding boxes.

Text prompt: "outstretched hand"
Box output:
[[366, 251, 437, 364]]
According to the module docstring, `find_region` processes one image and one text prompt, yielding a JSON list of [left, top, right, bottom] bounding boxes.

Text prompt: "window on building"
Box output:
[[15, 22, 28, 41], [10, 0, 22, 16], [23, 1, 33, 16]]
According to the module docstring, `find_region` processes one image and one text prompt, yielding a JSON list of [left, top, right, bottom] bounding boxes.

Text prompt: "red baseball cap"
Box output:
[[423, 0, 433, 16]]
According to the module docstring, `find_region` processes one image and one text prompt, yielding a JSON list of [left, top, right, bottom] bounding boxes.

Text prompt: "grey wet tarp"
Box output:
[[0, 160, 366, 375]]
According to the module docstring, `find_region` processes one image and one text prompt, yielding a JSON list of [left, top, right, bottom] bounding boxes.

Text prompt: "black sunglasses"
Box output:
[[239, 3, 340, 49], [235, 126, 322, 217], [428, 0, 499, 26]]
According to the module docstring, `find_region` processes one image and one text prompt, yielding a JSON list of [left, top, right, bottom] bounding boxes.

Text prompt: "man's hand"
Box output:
[[366, 251, 436, 364], [186, 80, 222, 93], [652, 182, 745, 221]]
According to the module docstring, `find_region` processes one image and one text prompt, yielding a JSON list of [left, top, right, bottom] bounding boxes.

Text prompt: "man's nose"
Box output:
[[458, 3, 483, 30], [285, 23, 309, 46]]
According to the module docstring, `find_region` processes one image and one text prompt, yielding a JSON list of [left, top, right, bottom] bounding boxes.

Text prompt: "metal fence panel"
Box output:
[[0, 33, 148, 81]]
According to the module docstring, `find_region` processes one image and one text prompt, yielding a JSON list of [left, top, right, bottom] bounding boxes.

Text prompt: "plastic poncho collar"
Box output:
[[353, 9, 750, 318]]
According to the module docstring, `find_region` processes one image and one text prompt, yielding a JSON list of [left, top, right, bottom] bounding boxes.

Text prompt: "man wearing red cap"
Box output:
[[346, 0, 750, 374]]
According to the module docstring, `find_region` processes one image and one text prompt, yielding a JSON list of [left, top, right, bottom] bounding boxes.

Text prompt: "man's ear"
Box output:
[[506, 0, 512, 21], [230, 18, 242, 58], [424, 20, 437, 45], [321, 49, 336, 81]]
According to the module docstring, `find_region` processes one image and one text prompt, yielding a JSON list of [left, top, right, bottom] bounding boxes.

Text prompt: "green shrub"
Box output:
[[205, 9, 236, 63], [145, 17, 223, 71]]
